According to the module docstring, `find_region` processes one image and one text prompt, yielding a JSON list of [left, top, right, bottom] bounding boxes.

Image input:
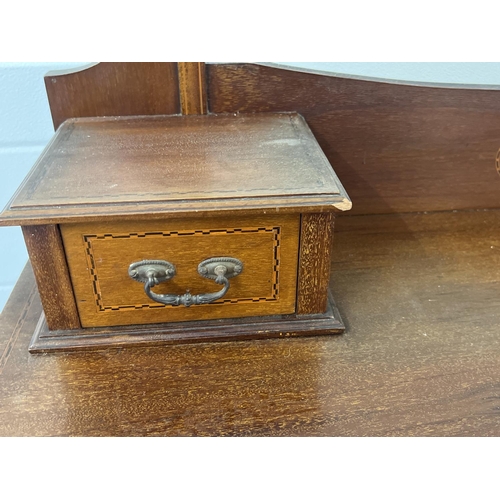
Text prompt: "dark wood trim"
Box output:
[[296, 212, 335, 315], [0, 196, 346, 227], [29, 292, 344, 352], [22, 225, 81, 330], [178, 62, 207, 115]]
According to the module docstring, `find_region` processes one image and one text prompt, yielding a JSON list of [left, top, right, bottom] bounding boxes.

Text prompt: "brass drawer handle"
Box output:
[[128, 257, 243, 307]]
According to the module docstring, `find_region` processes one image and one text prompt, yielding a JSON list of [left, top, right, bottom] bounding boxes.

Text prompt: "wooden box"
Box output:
[[0, 112, 351, 351]]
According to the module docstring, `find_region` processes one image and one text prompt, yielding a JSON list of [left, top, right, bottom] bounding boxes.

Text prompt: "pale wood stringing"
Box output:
[[178, 62, 208, 115]]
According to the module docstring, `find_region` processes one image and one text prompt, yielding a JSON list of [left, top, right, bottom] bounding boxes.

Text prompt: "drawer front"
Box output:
[[61, 214, 300, 327]]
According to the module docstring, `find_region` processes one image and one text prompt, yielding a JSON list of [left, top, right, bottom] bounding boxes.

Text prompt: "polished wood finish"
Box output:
[[29, 293, 343, 352], [207, 63, 500, 216], [178, 62, 208, 115], [61, 214, 300, 327], [1, 95, 351, 346], [45, 62, 180, 130], [40, 62, 500, 216], [3, 62, 498, 433], [2, 209, 500, 435], [21, 225, 80, 330], [0, 113, 351, 226], [297, 213, 334, 314]]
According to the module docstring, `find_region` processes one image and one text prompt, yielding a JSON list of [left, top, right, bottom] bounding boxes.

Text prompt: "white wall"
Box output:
[[0, 63, 86, 310], [275, 62, 500, 86], [1, 62, 500, 311]]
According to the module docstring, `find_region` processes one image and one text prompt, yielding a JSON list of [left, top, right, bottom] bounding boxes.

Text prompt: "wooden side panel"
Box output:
[[45, 62, 180, 129], [178, 62, 207, 115], [21, 225, 80, 330], [207, 63, 500, 216], [297, 213, 334, 314]]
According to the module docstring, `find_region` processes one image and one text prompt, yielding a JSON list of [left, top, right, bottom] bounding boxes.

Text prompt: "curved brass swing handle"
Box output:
[[144, 268, 229, 307], [128, 257, 243, 307]]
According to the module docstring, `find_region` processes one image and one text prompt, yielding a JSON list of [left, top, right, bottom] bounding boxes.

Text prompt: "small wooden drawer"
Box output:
[[0, 112, 351, 351], [61, 214, 300, 327]]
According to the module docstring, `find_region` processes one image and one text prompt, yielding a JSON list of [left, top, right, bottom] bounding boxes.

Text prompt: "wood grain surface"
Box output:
[[45, 62, 180, 130], [2, 209, 500, 436], [178, 62, 207, 115], [21, 225, 80, 330], [207, 63, 500, 216], [39, 62, 500, 217], [297, 213, 334, 314], [60, 214, 300, 327], [29, 294, 344, 352], [1, 62, 499, 436], [0, 113, 351, 226]]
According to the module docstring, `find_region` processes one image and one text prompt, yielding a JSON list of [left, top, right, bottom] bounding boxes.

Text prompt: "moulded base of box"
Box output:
[[29, 291, 345, 353]]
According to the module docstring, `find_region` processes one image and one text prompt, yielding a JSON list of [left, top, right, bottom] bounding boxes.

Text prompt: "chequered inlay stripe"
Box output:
[[83, 226, 281, 312]]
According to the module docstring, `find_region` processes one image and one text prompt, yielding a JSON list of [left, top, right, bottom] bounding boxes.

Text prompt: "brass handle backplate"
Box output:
[[128, 257, 243, 307]]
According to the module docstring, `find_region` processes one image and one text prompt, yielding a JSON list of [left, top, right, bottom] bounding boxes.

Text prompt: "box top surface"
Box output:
[[0, 112, 351, 225]]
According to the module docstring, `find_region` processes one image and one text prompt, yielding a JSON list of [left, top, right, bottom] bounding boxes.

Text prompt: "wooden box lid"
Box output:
[[0, 112, 351, 225]]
